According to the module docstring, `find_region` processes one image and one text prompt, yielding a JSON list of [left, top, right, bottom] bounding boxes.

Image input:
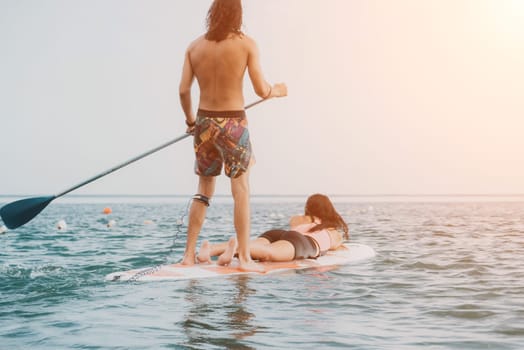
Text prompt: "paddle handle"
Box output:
[[55, 98, 266, 198]]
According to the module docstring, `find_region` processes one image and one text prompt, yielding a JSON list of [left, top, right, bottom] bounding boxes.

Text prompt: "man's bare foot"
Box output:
[[217, 237, 237, 266], [238, 258, 265, 273], [180, 253, 196, 266], [197, 240, 212, 264]]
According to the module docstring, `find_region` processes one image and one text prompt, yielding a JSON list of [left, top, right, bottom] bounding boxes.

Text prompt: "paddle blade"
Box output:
[[0, 196, 55, 229]]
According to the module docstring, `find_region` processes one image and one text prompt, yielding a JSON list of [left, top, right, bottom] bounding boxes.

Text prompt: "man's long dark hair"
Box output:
[[205, 0, 243, 42], [304, 194, 350, 240]]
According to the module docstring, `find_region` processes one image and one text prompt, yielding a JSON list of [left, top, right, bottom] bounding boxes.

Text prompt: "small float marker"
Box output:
[[56, 220, 67, 230], [103, 207, 112, 214], [107, 219, 116, 228]]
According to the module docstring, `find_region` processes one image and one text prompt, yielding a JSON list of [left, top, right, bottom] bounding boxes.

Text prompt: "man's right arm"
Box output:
[[179, 48, 196, 130]]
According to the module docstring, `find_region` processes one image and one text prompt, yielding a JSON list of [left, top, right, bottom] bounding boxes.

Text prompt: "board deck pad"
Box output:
[[106, 243, 376, 282]]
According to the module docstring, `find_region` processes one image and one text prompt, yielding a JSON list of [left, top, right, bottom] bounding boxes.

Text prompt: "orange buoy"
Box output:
[[103, 207, 112, 215]]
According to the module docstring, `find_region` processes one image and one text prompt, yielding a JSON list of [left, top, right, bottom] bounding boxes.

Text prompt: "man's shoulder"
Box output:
[[187, 35, 206, 51], [236, 33, 259, 54], [239, 33, 257, 46], [186, 33, 258, 53]]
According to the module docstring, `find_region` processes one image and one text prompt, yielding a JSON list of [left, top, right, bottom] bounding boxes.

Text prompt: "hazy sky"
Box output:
[[1, 0, 523, 196]]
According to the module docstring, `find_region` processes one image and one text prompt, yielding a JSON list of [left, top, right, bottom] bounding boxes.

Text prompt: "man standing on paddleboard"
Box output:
[[179, 0, 287, 271]]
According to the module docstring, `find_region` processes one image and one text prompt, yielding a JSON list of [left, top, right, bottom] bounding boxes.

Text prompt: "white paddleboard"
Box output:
[[106, 243, 375, 282]]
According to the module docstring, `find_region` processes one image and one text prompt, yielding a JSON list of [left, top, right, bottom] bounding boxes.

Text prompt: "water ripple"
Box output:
[[2, 200, 524, 349]]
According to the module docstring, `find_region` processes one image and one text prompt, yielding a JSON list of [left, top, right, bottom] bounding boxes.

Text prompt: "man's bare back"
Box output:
[[180, 33, 274, 115], [188, 33, 250, 111]]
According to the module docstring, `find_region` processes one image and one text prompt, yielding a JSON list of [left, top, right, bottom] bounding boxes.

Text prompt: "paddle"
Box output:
[[0, 99, 266, 229]]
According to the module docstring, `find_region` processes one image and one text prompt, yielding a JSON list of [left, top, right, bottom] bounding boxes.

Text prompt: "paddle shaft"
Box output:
[[55, 99, 265, 198], [56, 133, 190, 198]]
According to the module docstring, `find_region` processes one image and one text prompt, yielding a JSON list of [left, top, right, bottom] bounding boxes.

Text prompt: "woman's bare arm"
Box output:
[[328, 229, 344, 250], [289, 215, 315, 227]]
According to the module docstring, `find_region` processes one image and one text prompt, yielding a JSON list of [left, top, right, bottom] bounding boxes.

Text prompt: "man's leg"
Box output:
[[230, 170, 264, 271], [181, 175, 216, 265]]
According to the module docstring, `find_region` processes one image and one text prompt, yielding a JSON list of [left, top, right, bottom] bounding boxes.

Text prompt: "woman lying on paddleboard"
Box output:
[[197, 194, 350, 264]]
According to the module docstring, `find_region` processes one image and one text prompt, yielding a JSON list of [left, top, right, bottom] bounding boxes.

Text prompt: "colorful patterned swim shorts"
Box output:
[[193, 109, 254, 178]]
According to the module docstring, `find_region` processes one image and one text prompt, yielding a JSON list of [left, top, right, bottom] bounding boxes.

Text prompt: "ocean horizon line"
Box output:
[[2, 193, 524, 198]]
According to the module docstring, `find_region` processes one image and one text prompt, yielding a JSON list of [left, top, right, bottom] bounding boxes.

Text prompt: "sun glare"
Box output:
[[488, 0, 524, 40]]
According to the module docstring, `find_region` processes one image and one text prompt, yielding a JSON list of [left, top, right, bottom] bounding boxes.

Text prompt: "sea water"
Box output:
[[1, 195, 524, 349]]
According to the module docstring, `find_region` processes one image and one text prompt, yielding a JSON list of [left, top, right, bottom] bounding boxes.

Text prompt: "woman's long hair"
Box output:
[[205, 0, 243, 42], [304, 194, 350, 240]]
